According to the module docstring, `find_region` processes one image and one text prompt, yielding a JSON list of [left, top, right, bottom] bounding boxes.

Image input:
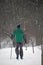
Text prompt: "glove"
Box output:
[[11, 34, 14, 39], [25, 39, 27, 44]]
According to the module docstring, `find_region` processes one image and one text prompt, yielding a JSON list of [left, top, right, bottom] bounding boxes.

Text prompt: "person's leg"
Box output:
[[20, 43, 23, 59], [15, 43, 19, 59]]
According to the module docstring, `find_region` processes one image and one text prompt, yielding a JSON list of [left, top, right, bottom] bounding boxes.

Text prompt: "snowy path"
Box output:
[[0, 46, 41, 65]]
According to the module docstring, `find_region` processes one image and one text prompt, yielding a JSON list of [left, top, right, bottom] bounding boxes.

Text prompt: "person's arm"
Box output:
[[23, 33, 27, 43]]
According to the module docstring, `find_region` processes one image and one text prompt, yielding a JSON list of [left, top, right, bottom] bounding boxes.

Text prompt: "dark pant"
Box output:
[[15, 43, 23, 58]]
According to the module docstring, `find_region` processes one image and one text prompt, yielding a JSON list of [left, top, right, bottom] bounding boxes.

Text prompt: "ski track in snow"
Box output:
[[0, 46, 41, 65]]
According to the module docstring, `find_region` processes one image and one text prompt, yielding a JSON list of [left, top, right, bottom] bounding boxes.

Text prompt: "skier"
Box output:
[[11, 24, 26, 59]]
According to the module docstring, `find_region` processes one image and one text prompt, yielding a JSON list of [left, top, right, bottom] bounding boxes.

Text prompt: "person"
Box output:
[[11, 24, 26, 59]]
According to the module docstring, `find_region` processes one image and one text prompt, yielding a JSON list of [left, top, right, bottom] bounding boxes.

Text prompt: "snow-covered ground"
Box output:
[[0, 46, 41, 65]]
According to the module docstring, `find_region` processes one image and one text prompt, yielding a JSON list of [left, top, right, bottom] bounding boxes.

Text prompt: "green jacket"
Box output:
[[13, 28, 25, 43]]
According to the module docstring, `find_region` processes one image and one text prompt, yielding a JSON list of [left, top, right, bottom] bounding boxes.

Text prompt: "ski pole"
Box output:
[[32, 42, 34, 53], [10, 44, 12, 59]]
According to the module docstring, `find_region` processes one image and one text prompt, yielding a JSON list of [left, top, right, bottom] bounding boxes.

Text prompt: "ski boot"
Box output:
[[16, 55, 19, 60]]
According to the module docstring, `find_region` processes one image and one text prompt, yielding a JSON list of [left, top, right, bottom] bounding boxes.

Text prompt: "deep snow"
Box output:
[[0, 46, 41, 65]]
